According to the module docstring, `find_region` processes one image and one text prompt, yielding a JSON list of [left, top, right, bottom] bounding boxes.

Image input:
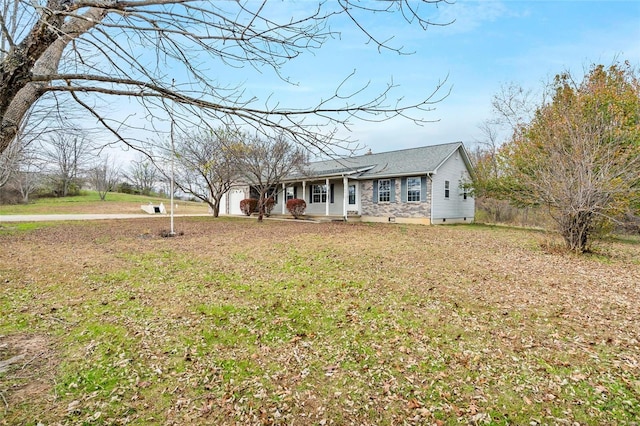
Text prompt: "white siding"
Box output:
[[430, 148, 475, 224], [304, 182, 345, 216], [219, 193, 227, 214], [273, 181, 346, 216]]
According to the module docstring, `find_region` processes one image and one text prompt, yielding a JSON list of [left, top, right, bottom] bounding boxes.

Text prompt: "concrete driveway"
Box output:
[[0, 213, 210, 222]]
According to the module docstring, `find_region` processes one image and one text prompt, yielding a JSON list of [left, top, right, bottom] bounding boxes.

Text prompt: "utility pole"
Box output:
[[169, 79, 176, 236]]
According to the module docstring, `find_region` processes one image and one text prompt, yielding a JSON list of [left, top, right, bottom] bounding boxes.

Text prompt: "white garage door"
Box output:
[[218, 193, 227, 214], [229, 190, 244, 215]]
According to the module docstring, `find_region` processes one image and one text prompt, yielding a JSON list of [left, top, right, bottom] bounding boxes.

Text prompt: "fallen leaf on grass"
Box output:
[[407, 398, 422, 409]]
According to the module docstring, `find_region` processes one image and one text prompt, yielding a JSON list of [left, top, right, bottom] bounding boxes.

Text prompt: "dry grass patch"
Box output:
[[1, 218, 638, 425]]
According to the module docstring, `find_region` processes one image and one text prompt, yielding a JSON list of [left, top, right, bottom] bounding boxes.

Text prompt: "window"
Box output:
[[444, 180, 450, 199], [407, 177, 421, 202], [463, 186, 468, 200], [378, 179, 391, 202], [250, 186, 259, 199], [253, 186, 278, 203], [268, 187, 278, 204], [348, 185, 356, 205], [286, 186, 295, 201], [312, 184, 327, 203]]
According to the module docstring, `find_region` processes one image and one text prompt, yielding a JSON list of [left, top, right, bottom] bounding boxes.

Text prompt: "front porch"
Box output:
[[272, 176, 361, 220]]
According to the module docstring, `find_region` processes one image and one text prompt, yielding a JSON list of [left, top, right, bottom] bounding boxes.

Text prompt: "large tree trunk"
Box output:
[[0, 1, 65, 121], [0, 6, 106, 153], [210, 199, 220, 218], [257, 194, 266, 222]]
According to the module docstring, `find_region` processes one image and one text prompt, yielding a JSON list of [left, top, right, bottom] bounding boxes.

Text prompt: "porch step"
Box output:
[[267, 214, 361, 223]]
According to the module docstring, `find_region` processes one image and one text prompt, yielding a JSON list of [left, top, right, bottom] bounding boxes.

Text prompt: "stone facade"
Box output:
[[226, 142, 474, 223], [359, 179, 432, 219]]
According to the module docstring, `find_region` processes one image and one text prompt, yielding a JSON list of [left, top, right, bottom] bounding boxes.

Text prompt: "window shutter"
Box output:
[[330, 184, 334, 203], [389, 179, 396, 203], [373, 180, 378, 204], [309, 185, 313, 203], [294, 186, 297, 199], [421, 176, 427, 203], [400, 178, 407, 203]]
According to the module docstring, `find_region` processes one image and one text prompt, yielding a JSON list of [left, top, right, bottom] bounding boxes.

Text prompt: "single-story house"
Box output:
[[221, 141, 475, 225]]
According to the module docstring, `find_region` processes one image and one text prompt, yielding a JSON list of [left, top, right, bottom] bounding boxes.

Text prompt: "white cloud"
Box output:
[[435, 0, 510, 35]]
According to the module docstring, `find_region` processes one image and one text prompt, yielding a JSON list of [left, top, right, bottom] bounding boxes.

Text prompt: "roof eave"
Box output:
[[282, 165, 375, 182], [355, 171, 435, 180]]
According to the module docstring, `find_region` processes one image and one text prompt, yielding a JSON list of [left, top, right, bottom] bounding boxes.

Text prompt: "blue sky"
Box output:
[[223, 0, 639, 155], [99, 1, 639, 161]]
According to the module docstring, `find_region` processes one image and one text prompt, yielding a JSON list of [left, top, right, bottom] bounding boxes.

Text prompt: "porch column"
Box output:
[[325, 178, 330, 216], [302, 181, 306, 203], [281, 182, 286, 214], [343, 175, 348, 221]]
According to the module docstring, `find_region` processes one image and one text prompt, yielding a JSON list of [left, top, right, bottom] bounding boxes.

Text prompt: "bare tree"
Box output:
[[12, 156, 42, 203], [484, 63, 640, 252], [490, 82, 536, 132], [235, 134, 306, 221], [0, 1, 451, 159], [41, 133, 92, 196], [0, 106, 46, 189], [1, 104, 80, 203], [126, 157, 158, 196], [472, 120, 501, 181], [89, 155, 121, 200], [470, 120, 513, 224], [170, 128, 241, 217]]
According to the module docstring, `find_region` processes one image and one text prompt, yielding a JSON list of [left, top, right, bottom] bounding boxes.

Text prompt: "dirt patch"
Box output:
[[0, 334, 57, 412]]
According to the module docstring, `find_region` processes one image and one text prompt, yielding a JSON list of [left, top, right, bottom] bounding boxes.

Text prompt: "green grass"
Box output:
[[0, 222, 55, 234], [0, 190, 206, 215], [1, 218, 639, 425]]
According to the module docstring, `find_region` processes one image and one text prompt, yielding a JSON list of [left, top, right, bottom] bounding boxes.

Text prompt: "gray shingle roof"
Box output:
[[288, 142, 465, 180]]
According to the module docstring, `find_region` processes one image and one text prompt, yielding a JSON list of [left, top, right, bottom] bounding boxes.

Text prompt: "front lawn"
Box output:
[[1, 218, 638, 425]]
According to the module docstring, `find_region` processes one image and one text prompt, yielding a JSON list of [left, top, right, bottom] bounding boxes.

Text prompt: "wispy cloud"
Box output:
[[436, 0, 513, 35]]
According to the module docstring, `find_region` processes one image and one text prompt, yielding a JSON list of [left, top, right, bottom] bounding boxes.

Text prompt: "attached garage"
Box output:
[[228, 189, 245, 215]]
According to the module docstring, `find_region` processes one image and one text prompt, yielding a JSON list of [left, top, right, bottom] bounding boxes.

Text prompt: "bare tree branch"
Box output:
[[1, 1, 452, 158]]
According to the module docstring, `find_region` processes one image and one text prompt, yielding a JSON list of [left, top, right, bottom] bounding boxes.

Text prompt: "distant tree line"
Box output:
[[0, 128, 164, 203], [0, 123, 305, 222]]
